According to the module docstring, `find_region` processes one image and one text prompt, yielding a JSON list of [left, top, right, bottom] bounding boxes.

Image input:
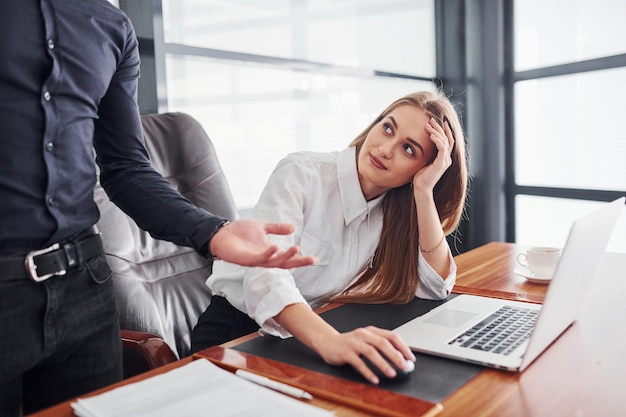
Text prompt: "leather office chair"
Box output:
[[93, 112, 238, 378]]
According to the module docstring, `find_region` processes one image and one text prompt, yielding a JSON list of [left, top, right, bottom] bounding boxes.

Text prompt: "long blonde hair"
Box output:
[[332, 91, 469, 304]]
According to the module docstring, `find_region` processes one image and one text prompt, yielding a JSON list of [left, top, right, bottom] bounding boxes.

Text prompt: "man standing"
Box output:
[[0, 1, 315, 415]]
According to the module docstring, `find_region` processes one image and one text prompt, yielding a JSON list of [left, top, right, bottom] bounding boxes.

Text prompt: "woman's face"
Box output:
[[357, 105, 436, 200]]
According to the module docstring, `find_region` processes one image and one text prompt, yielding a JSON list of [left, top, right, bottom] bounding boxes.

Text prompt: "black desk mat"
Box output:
[[234, 296, 483, 403]]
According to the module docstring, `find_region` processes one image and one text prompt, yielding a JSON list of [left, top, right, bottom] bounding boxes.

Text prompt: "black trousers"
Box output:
[[0, 252, 122, 416], [189, 296, 260, 355]]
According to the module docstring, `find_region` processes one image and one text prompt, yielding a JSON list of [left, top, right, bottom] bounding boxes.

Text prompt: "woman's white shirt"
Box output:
[[207, 147, 456, 338]]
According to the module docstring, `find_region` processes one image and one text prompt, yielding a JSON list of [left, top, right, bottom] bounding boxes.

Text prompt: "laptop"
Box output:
[[394, 197, 625, 372]]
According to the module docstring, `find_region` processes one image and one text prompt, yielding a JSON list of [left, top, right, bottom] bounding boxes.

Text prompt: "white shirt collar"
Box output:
[[337, 147, 385, 225]]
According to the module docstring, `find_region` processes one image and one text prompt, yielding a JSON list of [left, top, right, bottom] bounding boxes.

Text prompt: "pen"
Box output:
[[235, 369, 313, 400]]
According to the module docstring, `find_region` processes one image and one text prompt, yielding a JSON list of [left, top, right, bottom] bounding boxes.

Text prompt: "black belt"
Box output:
[[0, 226, 104, 282]]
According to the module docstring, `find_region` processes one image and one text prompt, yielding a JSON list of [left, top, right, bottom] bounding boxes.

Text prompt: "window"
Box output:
[[160, 0, 436, 211], [512, 0, 626, 252], [123, 0, 626, 253]]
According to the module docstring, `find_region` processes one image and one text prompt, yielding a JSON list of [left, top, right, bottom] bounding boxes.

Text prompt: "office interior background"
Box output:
[[115, 0, 626, 255]]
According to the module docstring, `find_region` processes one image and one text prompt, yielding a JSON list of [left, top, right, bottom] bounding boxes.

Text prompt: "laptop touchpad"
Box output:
[[424, 309, 477, 328]]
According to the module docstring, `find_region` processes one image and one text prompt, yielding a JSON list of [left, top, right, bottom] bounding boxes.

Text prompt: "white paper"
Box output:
[[71, 359, 333, 417]]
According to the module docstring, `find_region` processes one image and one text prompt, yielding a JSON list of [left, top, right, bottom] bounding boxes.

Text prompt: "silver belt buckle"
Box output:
[[24, 243, 67, 282]]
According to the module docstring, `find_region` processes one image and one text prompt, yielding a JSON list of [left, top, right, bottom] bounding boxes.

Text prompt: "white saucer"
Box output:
[[513, 266, 552, 284]]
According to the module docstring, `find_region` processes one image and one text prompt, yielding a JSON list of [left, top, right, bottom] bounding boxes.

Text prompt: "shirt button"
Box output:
[[43, 91, 51, 101], [47, 39, 55, 49], [46, 142, 54, 152], [47, 197, 55, 206]]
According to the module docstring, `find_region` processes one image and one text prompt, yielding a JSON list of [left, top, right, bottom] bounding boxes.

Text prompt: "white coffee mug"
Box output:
[[517, 246, 562, 278]]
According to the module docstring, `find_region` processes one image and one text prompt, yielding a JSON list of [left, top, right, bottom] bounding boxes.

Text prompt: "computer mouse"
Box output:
[[361, 355, 415, 382]]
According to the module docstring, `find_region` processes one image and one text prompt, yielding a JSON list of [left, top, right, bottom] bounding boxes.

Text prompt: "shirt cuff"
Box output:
[[253, 287, 309, 339], [416, 248, 457, 299]]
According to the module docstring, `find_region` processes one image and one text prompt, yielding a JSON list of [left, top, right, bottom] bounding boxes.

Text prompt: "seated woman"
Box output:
[[191, 90, 469, 384]]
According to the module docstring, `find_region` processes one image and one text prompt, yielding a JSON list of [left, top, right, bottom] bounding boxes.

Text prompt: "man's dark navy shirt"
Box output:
[[0, 0, 223, 256]]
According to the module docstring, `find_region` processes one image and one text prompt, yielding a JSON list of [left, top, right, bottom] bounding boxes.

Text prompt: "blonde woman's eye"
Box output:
[[383, 123, 393, 135]]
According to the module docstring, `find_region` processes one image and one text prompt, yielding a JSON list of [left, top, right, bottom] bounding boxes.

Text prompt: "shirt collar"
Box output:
[[337, 147, 385, 225]]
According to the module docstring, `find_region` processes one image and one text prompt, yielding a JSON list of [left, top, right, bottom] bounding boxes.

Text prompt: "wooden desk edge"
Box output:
[[452, 285, 544, 304]]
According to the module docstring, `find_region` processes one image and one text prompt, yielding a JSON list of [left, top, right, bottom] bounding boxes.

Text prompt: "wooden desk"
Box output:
[[28, 242, 626, 417]]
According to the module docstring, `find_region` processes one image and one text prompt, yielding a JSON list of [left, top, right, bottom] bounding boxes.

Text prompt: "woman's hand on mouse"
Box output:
[[314, 326, 416, 384], [275, 304, 415, 384]]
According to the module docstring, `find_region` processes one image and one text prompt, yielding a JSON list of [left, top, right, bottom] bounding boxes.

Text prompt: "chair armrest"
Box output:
[[120, 330, 178, 378]]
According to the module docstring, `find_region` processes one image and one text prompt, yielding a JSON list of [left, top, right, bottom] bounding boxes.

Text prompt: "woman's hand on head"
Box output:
[[315, 326, 416, 384], [412, 117, 455, 194]]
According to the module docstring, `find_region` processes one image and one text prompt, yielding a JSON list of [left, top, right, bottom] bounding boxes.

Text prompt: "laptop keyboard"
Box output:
[[448, 305, 539, 355]]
